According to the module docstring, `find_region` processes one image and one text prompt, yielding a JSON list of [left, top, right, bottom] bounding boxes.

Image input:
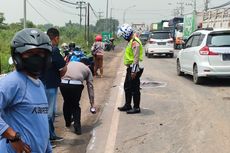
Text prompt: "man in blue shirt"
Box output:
[[40, 28, 67, 142], [0, 28, 52, 152]]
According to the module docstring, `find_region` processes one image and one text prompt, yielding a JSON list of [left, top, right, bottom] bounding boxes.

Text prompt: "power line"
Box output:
[[89, 3, 98, 19], [60, 0, 87, 27], [210, 1, 230, 9], [40, 0, 76, 15], [52, 0, 76, 9], [27, 0, 51, 23]]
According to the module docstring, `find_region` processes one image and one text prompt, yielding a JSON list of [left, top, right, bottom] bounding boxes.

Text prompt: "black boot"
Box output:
[[127, 91, 141, 114], [74, 124, 82, 135], [117, 105, 132, 111], [126, 108, 141, 114], [133, 91, 140, 109], [118, 92, 132, 111]]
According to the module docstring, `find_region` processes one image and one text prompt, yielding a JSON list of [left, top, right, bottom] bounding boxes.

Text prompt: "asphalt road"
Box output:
[[86, 49, 230, 153], [53, 47, 230, 153]]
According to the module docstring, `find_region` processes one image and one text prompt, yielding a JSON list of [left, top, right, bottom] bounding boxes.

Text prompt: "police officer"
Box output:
[[60, 58, 96, 135], [0, 28, 52, 152], [117, 24, 144, 114]]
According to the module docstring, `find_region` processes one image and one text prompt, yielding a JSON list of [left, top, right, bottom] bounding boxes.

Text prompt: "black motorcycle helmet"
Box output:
[[11, 28, 52, 71], [69, 42, 76, 50]]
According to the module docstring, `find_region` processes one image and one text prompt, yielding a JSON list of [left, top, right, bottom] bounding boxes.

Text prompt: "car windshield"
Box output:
[[150, 32, 171, 39], [140, 34, 149, 39], [208, 34, 230, 47]]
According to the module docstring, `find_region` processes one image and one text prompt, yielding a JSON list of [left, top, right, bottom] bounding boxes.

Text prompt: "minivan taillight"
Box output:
[[149, 41, 156, 44], [199, 45, 219, 55], [168, 40, 174, 44]]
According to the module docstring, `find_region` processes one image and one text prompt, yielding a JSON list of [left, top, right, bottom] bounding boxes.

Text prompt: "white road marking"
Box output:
[[104, 71, 126, 153], [88, 129, 96, 150]]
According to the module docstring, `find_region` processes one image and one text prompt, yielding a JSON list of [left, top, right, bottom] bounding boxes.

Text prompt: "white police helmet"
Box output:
[[117, 24, 133, 41]]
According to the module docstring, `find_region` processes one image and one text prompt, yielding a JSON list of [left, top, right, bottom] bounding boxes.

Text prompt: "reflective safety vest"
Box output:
[[124, 37, 143, 65]]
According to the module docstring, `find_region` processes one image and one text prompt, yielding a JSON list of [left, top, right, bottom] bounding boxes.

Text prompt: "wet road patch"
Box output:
[[141, 80, 167, 88]]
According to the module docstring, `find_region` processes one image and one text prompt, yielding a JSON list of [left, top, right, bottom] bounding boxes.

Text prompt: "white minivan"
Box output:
[[145, 31, 174, 58], [177, 28, 230, 84]]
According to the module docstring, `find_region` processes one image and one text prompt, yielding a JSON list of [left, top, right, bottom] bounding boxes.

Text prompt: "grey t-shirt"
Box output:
[[62, 61, 94, 103]]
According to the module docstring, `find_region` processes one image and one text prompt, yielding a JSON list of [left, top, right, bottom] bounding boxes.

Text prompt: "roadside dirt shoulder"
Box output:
[[53, 45, 125, 153]]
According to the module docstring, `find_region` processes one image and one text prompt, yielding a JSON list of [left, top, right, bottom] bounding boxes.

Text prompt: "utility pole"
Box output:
[[105, 0, 109, 31], [177, 1, 184, 16], [98, 11, 103, 20], [185, 0, 196, 12], [76, 1, 86, 28], [87, 3, 90, 46], [84, 6, 87, 41], [193, 0, 196, 12], [106, 0, 109, 19], [24, 0, 26, 28], [110, 8, 113, 33], [60, 0, 90, 42], [204, 0, 210, 11], [173, 8, 180, 16]]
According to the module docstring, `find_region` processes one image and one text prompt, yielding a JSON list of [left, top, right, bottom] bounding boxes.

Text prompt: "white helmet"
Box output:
[[117, 24, 133, 40], [61, 43, 68, 50], [61, 43, 68, 48]]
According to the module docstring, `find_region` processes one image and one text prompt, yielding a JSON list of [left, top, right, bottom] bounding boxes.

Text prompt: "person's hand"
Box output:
[[90, 106, 96, 114], [131, 72, 136, 80], [11, 140, 31, 153]]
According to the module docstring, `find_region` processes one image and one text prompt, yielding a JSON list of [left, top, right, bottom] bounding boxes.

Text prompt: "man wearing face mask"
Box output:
[[40, 28, 67, 143], [0, 28, 52, 152]]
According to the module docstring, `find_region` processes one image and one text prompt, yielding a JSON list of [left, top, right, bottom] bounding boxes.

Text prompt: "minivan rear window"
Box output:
[[207, 34, 230, 47], [150, 32, 171, 39], [140, 34, 149, 39]]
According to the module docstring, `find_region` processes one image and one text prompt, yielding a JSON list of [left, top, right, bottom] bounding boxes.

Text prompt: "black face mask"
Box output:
[[22, 55, 46, 76]]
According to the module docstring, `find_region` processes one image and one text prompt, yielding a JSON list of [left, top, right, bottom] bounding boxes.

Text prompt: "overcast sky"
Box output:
[[0, 0, 229, 26]]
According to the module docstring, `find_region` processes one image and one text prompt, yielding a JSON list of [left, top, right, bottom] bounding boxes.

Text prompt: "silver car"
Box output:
[[145, 31, 174, 58], [177, 28, 230, 84]]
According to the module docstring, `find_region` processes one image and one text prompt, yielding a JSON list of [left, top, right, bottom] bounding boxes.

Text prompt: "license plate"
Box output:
[[157, 42, 166, 45], [222, 54, 230, 61]]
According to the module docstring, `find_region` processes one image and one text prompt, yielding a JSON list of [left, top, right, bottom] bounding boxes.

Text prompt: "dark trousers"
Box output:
[[60, 84, 84, 128], [124, 67, 143, 108]]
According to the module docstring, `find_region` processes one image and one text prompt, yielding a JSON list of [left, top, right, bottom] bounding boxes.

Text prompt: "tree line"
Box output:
[[0, 13, 119, 73]]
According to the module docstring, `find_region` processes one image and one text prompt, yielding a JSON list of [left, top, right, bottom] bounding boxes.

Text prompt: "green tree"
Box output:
[[0, 21, 99, 73], [0, 12, 5, 24], [95, 18, 119, 34]]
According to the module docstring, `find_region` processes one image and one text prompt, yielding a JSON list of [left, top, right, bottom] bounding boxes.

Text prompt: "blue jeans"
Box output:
[[45, 88, 58, 139]]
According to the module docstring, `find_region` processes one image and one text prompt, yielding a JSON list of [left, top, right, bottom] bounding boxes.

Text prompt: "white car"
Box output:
[[177, 28, 230, 84], [145, 31, 174, 58]]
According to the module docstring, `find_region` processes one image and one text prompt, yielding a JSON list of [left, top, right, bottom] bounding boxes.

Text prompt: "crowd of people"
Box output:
[[0, 23, 143, 152]]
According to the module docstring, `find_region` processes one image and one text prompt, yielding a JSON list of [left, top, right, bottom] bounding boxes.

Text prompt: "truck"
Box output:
[[183, 11, 203, 40], [150, 20, 169, 32], [182, 8, 230, 40], [203, 8, 230, 29], [168, 17, 184, 49], [131, 23, 147, 33]]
